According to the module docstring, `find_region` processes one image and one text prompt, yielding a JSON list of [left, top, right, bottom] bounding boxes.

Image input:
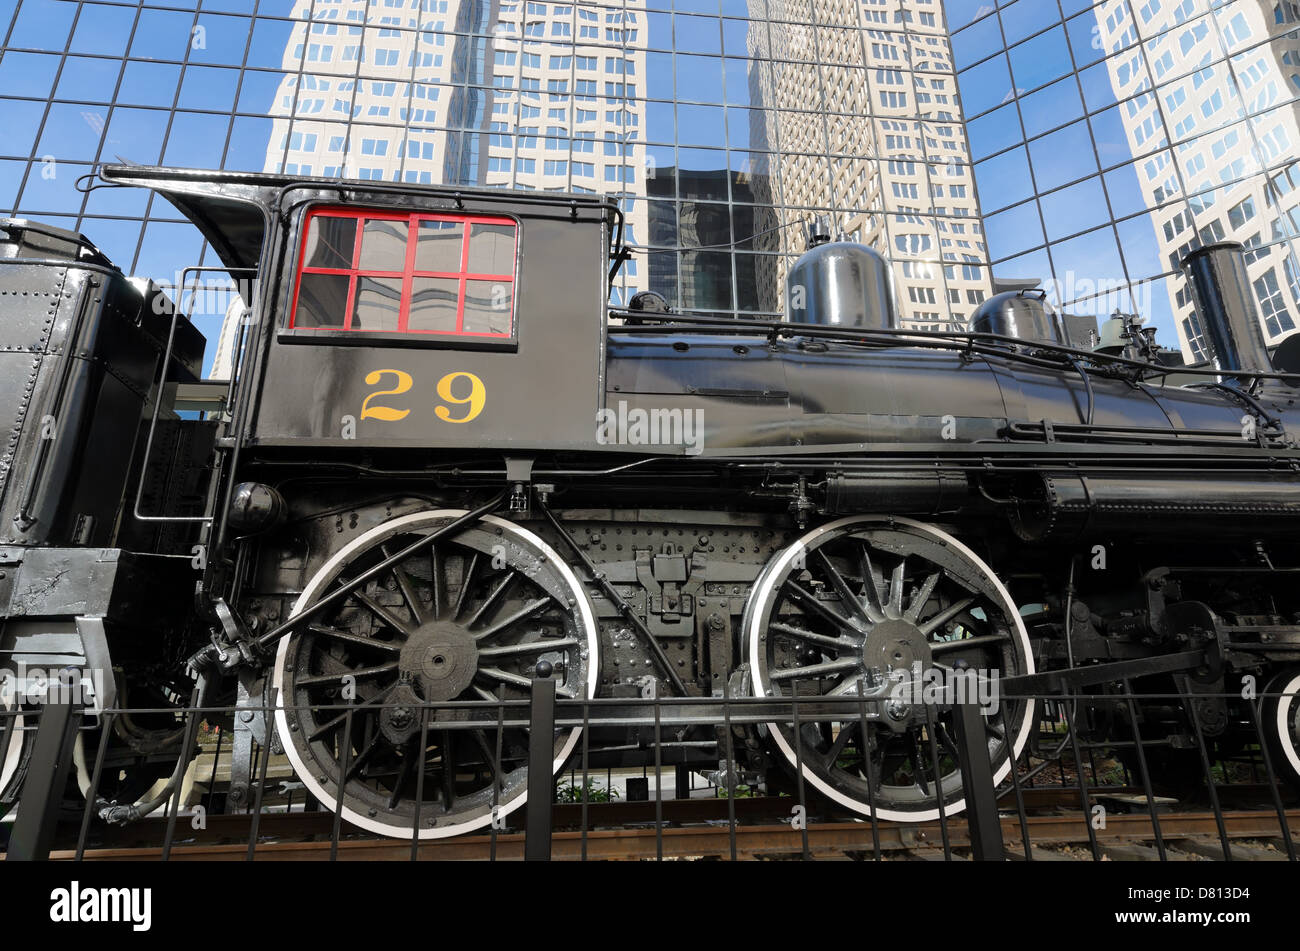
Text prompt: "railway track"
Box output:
[[33, 805, 1300, 862]]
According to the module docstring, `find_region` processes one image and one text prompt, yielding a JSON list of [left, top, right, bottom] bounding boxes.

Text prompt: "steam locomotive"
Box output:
[[1, 165, 1298, 839]]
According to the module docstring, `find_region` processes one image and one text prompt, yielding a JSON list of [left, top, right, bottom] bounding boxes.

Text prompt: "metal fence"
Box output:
[[1, 680, 1296, 862]]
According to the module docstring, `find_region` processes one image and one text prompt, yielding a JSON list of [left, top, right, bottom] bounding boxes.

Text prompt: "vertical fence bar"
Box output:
[[1061, 696, 1101, 861], [1120, 679, 1166, 860], [790, 690, 810, 860], [999, 704, 1031, 861], [75, 711, 116, 860], [1180, 681, 1231, 861], [653, 697, 663, 862], [923, 703, 952, 859], [1244, 696, 1295, 862], [580, 701, 590, 862], [246, 692, 277, 860], [675, 762, 690, 801], [410, 706, 430, 862], [490, 702, 504, 862], [953, 701, 1003, 861], [206, 716, 227, 817], [720, 680, 738, 862], [525, 676, 556, 862], [161, 686, 206, 861], [6, 703, 79, 861], [330, 707, 355, 862], [858, 696, 882, 861]]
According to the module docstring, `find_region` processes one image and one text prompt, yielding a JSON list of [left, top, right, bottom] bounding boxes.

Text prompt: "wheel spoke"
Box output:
[[382, 542, 426, 626], [824, 721, 856, 769], [306, 687, 395, 743], [859, 544, 888, 616], [473, 729, 504, 790], [785, 580, 859, 633], [388, 736, 418, 810], [465, 573, 515, 628], [827, 673, 865, 697], [770, 657, 862, 683], [906, 729, 930, 796], [344, 733, 382, 783], [770, 621, 859, 653], [886, 558, 906, 619], [429, 545, 443, 620], [478, 637, 579, 658], [347, 584, 416, 639], [473, 597, 553, 642], [813, 550, 877, 624], [936, 722, 962, 764], [454, 551, 480, 620], [905, 572, 941, 624], [296, 661, 399, 687], [477, 666, 577, 697], [930, 632, 1011, 654], [917, 596, 977, 637], [306, 623, 402, 654]]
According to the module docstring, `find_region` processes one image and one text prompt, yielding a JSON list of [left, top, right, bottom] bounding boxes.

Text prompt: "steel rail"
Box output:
[[39, 809, 1300, 862]]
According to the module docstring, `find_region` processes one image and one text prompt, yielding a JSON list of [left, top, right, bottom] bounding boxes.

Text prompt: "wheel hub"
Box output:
[[864, 618, 932, 676], [400, 620, 479, 702]]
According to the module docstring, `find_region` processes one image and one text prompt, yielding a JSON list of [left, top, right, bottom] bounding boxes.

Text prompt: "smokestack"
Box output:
[[1181, 242, 1273, 380]]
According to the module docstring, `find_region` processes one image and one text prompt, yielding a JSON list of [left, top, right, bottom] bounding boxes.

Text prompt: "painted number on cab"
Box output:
[[360, 369, 486, 425]]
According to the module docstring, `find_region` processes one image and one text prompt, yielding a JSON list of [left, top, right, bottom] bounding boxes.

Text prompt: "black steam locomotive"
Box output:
[[1, 165, 1298, 838]]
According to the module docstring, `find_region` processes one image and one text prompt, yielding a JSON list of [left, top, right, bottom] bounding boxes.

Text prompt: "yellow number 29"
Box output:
[[434, 371, 486, 424], [360, 369, 413, 421]]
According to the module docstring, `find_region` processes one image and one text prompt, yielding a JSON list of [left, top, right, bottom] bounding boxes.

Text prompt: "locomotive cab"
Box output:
[[99, 166, 619, 454]]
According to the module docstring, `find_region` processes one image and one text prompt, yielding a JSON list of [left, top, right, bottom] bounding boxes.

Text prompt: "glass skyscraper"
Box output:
[[2, 0, 1298, 373], [947, 0, 1300, 361]]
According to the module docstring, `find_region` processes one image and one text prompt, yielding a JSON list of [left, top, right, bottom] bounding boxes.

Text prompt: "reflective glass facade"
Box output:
[[948, 0, 1300, 359], [2, 0, 1298, 373], [0, 0, 991, 376]]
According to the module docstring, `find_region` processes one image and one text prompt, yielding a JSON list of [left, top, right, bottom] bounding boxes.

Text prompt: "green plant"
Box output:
[[555, 779, 620, 803]]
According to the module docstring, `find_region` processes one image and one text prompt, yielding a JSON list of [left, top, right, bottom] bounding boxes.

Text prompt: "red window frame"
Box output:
[[289, 206, 519, 338]]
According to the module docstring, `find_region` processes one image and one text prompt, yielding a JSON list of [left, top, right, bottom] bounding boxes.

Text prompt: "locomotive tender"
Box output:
[[1, 165, 1299, 838]]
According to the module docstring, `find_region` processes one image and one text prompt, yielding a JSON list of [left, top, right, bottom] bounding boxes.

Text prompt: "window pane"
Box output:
[[467, 223, 516, 275], [358, 218, 408, 271], [304, 216, 356, 269], [409, 277, 460, 332], [295, 273, 349, 328], [415, 220, 464, 272], [352, 276, 402, 331], [463, 279, 513, 335]]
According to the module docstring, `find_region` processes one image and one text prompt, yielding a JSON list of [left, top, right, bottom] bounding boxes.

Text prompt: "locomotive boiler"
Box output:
[[1, 165, 1298, 839]]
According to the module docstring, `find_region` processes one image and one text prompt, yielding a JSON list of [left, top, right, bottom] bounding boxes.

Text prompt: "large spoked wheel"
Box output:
[[744, 516, 1036, 822], [0, 697, 29, 820], [273, 511, 599, 840], [1264, 668, 1300, 788]]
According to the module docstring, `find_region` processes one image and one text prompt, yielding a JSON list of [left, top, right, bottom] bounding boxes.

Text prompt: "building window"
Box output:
[[291, 207, 518, 339]]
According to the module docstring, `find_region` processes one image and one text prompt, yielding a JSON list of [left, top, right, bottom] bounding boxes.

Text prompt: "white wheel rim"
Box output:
[[1276, 672, 1300, 780], [746, 515, 1036, 823], [0, 701, 22, 797], [273, 510, 599, 840]]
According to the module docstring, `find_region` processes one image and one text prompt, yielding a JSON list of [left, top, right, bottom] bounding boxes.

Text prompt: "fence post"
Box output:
[[6, 701, 81, 861], [525, 667, 556, 862], [952, 701, 1004, 861]]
